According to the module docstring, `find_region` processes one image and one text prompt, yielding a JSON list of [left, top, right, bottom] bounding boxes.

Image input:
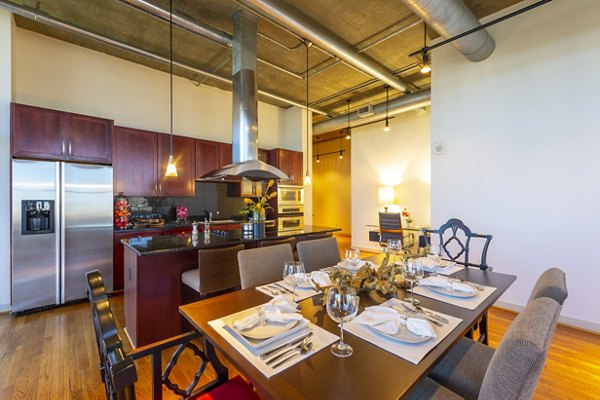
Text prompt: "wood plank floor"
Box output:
[[1, 236, 598, 399]]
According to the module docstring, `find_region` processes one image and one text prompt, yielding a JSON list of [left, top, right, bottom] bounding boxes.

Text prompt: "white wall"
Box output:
[[431, 0, 600, 332], [352, 109, 431, 252], [0, 11, 12, 311]]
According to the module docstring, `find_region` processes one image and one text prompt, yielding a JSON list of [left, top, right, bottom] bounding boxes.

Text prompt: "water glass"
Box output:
[[282, 261, 306, 302], [402, 261, 424, 305], [326, 287, 359, 358], [344, 248, 361, 267]]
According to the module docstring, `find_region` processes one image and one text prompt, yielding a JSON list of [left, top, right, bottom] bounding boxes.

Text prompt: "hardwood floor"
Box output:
[[1, 236, 598, 399]]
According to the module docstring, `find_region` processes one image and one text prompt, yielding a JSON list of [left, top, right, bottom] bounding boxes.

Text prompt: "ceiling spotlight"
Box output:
[[383, 85, 390, 132], [345, 130, 351, 140], [339, 151, 343, 159], [420, 51, 432, 74], [384, 119, 390, 132], [316, 155, 320, 163]]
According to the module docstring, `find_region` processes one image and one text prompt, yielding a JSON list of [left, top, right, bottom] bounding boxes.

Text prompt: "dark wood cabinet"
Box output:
[[158, 133, 195, 197], [67, 112, 113, 163], [113, 127, 158, 196], [11, 103, 112, 164], [219, 142, 233, 166], [113, 229, 161, 290], [195, 140, 233, 179], [268, 148, 304, 185], [11, 103, 66, 160]]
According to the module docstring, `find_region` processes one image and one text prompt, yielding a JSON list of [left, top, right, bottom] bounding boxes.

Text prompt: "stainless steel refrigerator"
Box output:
[[11, 159, 113, 313]]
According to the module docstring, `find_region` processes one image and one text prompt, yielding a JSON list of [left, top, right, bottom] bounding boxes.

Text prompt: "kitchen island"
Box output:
[[122, 225, 340, 347]]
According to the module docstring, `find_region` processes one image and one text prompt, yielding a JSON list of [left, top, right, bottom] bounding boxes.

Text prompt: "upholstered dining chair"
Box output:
[[259, 236, 298, 260], [181, 244, 245, 303], [296, 237, 341, 273], [528, 267, 568, 305], [378, 211, 404, 247], [238, 243, 295, 289], [406, 296, 564, 400]]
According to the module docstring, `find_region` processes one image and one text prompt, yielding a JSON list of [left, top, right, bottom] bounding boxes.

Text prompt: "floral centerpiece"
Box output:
[[402, 208, 413, 225], [241, 179, 277, 221]]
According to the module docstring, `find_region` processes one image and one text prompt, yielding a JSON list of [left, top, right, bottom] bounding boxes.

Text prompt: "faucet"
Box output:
[[204, 210, 220, 222]]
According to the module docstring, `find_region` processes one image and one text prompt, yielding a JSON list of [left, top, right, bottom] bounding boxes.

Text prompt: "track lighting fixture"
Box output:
[[383, 85, 390, 132]]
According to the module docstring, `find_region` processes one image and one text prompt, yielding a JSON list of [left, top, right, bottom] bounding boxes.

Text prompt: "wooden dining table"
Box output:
[[179, 255, 516, 400]]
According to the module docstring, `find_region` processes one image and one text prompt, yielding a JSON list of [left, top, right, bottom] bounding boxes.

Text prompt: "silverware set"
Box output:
[[260, 282, 294, 295], [391, 302, 449, 326], [259, 332, 314, 368]]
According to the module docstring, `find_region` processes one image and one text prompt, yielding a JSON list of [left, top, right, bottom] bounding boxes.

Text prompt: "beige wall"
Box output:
[[312, 135, 351, 234]]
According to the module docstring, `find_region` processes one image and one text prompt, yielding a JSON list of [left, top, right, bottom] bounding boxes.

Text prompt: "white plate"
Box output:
[[336, 260, 372, 272], [222, 307, 308, 349], [425, 285, 478, 298], [238, 319, 298, 339], [369, 323, 431, 344]]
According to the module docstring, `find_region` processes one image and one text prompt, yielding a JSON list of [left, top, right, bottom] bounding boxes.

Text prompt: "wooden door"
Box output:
[[158, 133, 195, 196], [67, 113, 113, 164], [113, 127, 158, 196], [195, 140, 219, 179], [11, 103, 67, 160]]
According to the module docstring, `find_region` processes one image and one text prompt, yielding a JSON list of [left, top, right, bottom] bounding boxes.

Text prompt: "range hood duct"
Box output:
[[205, 9, 288, 180], [399, 0, 495, 62]]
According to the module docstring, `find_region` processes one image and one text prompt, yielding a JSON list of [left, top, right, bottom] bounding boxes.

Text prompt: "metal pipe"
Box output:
[[0, 0, 327, 115], [234, 0, 411, 93], [399, 0, 495, 62], [313, 90, 431, 135]]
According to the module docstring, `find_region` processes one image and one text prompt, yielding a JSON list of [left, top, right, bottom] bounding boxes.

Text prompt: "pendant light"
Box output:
[[303, 40, 312, 186], [165, 0, 178, 177], [420, 23, 432, 74], [339, 131, 343, 159], [383, 85, 390, 132], [345, 99, 351, 140], [316, 137, 320, 163]]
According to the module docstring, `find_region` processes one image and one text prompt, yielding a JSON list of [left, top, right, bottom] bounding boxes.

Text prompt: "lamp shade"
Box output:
[[378, 186, 395, 205]]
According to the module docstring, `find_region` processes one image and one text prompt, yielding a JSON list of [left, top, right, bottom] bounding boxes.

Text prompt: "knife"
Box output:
[[272, 282, 293, 294], [259, 331, 313, 360], [391, 304, 443, 327]]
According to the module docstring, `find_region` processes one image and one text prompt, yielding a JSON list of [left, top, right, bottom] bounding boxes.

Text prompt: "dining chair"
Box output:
[[528, 267, 568, 305], [296, 236, 341, 273], [238, 243, 295, 289], [407, 296, 563, 400], [378, 211, 404, 247], [424, 218, 493, 270], [259, 236, 298, 260], [181, 244, 245, 303]]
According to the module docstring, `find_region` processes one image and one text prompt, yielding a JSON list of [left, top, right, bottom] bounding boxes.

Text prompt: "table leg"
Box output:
[[203, 336, 229, 384]]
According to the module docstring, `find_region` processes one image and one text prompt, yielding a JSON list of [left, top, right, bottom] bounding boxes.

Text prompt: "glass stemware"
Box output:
[[402, 261, 424, 305], [344, 248, 361, 267], [326, 287, 359, 358], [282, 261, 306, 302], [387, 239, 402, 264]]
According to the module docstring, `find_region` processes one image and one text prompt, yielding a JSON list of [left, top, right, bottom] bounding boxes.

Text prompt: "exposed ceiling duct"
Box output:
[[0, 0, 327, 115], [312, 89, 431, 135], [234, 0, 412, 93], [399, 0, 496, 62], [205, 9, 288, 180]]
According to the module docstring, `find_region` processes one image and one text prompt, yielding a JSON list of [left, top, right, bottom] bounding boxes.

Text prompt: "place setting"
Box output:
[[412, 272, 497, 310], [255, 261, 333, 301], [208, 294, 338, 377]]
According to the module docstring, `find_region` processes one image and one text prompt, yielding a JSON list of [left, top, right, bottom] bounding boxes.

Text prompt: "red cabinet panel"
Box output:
[[113, 127, 158, 196]]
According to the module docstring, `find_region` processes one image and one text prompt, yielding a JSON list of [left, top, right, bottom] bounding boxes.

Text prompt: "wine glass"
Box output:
[[282, 261, 306, 302], [326, 287, 359, 358], [402, 261, 424, 305], [387, 239, 402, 263], [344, 248, 361, 267]]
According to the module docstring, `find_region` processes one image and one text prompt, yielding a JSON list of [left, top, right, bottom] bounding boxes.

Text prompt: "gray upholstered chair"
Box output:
[[238, 243, 295, 289], [259, 236, 298, 260], [296, 237, 341, 273], [528, 267, 568, 305], [181, 244, 245, 302], [408, 296, 563, 400]]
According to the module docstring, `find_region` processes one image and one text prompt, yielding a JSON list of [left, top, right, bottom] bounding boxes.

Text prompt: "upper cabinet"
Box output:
[[195, 140, 232, 179], [158, 133, 195, 197], [11, 103, 113, 164], [113, 127, 158, 196], [269, 148, 303, 185]]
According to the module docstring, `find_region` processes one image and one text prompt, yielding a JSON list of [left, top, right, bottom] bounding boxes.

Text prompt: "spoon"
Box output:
[[270, 341, 314, 369], [265, 336, 312, 364]]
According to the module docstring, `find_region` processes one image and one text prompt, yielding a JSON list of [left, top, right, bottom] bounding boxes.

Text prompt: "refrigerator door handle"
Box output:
[[61, 140, 66, 155], [59, 163, 65, 304]]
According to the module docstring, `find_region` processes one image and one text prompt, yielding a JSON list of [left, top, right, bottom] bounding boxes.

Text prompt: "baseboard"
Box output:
[[0, 303, 11, 314], [495, 301, 600, 334]]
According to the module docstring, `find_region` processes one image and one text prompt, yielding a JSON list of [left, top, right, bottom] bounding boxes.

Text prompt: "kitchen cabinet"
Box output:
[[11, 103, 113, 164], [158, 133, 195, 197], [195, 139, 233, 180], [113, 229, 161, 290], [268, 148, 303, 185], [113, 127, 158, 196]]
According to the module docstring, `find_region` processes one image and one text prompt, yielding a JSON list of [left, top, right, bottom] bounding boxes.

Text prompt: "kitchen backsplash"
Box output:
[[122, 182, 246, 222]]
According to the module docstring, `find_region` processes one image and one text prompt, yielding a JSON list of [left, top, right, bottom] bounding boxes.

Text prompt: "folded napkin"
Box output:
[[233, 296, 303, 331], [353, 306, 436, 338], [310, 271, 332, 287], [337, 260, 369, 271], [419, 276, 476, 294]]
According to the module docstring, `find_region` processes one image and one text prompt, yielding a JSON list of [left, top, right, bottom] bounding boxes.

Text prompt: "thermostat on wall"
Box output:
[[432, 141, 446, 155]]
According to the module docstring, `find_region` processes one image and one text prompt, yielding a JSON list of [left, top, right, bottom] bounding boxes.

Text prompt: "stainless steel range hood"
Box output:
[[205, 9, 288, 180]]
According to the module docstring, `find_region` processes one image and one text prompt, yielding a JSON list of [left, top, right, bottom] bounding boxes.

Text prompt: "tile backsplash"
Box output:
[[122, 182, 246, 222]]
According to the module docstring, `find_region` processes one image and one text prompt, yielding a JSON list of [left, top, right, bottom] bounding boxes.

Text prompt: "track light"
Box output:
[[339, 150, 343, 159], [384, 119, 390, 132], [383, 85, 390, 132], [316, 155, 320, 163], [345, 130, 351, 140], [420, 51, 431, 74]]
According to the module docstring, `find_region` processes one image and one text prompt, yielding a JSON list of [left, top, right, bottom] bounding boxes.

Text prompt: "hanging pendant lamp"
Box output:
[[303, 40, 312, 186], [339, 131, 344, 159], [345, 99, 351, 140], [165, 0, 178, 177], [420, 23, 432, 74], [384, 85, 390, 132]]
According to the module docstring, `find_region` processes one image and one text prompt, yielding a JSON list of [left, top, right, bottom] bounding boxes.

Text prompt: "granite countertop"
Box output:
[[122, 225, 341, 255], [114, 220, 244, 234]]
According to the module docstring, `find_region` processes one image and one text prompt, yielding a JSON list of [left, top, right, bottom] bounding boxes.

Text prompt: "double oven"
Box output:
[[277, 185, 304, 231]]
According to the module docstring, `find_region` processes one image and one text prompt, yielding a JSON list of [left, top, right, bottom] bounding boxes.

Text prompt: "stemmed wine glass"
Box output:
[[282, 261, 306, 302], [344, 248, 361, 267], [326, 287, 359, 358], [402, 261, 424, 305], [387, 239, 402, 264]]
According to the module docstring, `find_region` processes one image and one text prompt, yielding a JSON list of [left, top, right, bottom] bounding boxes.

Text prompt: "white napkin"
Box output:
[[233, 296, 302, 330], [337, 260, 369, 271], [419, 276, 476, 294], [353, 306, 436, 338], [310, 271, 332, 287]]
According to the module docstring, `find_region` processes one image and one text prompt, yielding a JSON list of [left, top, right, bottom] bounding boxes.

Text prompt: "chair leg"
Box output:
[[478, 312, 489, 345]]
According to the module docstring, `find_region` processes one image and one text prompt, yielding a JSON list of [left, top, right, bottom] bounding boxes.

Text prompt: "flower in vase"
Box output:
[[240, 179, 277, 220], [402, 208, 413, 225]]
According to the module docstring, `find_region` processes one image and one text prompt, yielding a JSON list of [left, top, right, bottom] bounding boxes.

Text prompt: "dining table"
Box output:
[[179, 253, 516, 400]]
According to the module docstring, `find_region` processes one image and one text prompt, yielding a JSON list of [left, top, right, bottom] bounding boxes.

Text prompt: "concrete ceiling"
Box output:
[[9, 0, 524, 128]]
